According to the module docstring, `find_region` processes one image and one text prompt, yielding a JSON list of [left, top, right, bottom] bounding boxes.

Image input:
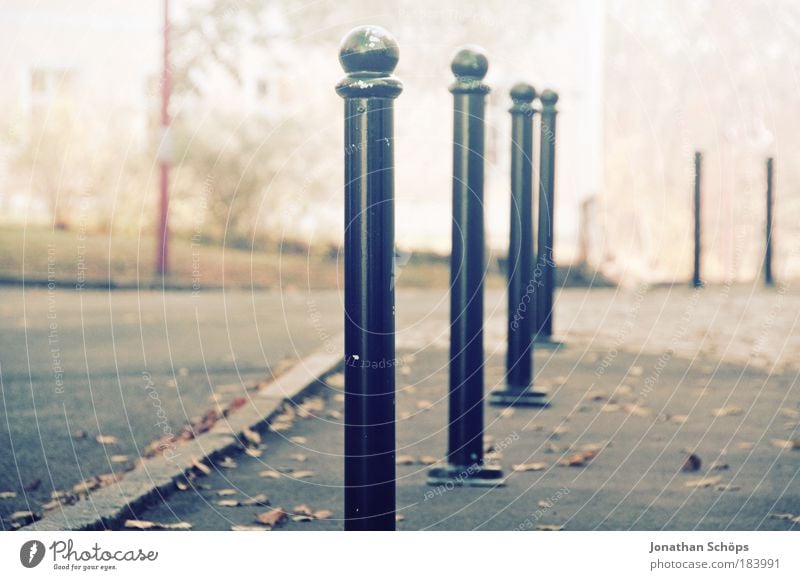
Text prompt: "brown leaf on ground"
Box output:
[[325, 373, 344, 389], [416, 400, 434, 411], [684, 475, 722, 488], [290, 436, 308, 444], [231, 525, 268, 531], [288, 469, 315, 479], [256, 508, 287, 527], [242, 494, 270, 507], [709, 460, 730, 471], [292, 514, 314, 522], [713, 405, 743, 417], [537, 500, 554, 508], [536, 523, 564, 531], [770, 438, 800, 450], [245, 448, 263, 458], [192, 458, 212, 476], [395, 514, 406, 522], [217, 489, 237, 496], [259, 469, 281, 479], [682, 454, 702, 472], [736, 441, 754, 450], [670, 415, 689, 424], [396, 455, 416, 465], [558, 450, 596, 467], [768, 512, 795, 521], [622, 403, 651, 417], [292, 504, 313, 517], [176, 479, 190, 491], [500, 408, 515, 419], [96, 434, 118, 445], [242, 427, 262, 447], [512, 462, 548, 472], [124, 519, 192, 530], [218, 457, 238, 469], [290, 453, 307, 462], [314, 509, 333, 520], [714, 483, 740, 492], [0, 491, 17, 499], [216, 499, 241, 507], [419, 455, 438, 465]]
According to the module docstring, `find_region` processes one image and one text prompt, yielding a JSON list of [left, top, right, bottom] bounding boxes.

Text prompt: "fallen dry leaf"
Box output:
[[290, 453, 307, 462], [256, 507, 288, 527], [419, 455, 438, 465], [558, 450, 596, 467], [124, 519, 192, 530], [288, 469, 315, 479], [259, 469, 281, 479], [682, 454, 702, 472], [395, 514, 406, 522], [96, 434, 118, 445], [709, 460, 730, 471], [290, 436, 308, 444], [217, 489, 237, 496], [737, 441, 754, 450], [396, 455, 416, 465], [512, 462, 548, 472], [292, 504, 313, 516], [0, 491, 17, 499], [500, 408, 515, 419], [714, 483, 740, 492], [684, 476, 722, 488], [314, 509, 333, 520], [622, 403, 651, 417], [536, 523, 564, 531], [231, 525, 268, 531], [326, 373, 344, 389], [670, 415, 689, 424], [192, 458, 212, 476], [245, 448, 263, 458], [110, 455, 129, 463], [242, 427, 262, 446], [416, 400, 434, 411], [713, 405, 743, 418], [218, 457, 238, 469], [537, 500, 553, 508], [768, 512, 796, 521], [217, 499, 241, 507], [770, 438, 800, 450]]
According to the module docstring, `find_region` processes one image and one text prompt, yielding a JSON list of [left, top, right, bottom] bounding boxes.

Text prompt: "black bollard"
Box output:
[[765, 157, 774, 287], [534, 89, 558, 343], [489, 84, 550, 408], [336, 25, 401, 531], [535, 90, 559, 342], [428, 46, 504, 487], [692, 151, 703, 288]]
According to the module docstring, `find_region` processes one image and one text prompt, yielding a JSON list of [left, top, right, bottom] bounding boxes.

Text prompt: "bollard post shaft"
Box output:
[[336, 25, 401, 531], [535, 90, 559, 342], [692, 151, 703, 288], [765, 157, 774, 287], [428, 46, 504, 487], [489, 84, 549, 408]]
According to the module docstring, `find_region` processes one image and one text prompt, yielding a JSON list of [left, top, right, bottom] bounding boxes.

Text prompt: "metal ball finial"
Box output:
[[510, 82, 536, 103], [339, 25, 399, 76], [540, 89, 559, 107], [451, 46, 489, 80]]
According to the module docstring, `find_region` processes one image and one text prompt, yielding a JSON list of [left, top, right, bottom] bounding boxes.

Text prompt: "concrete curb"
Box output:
[[23, 334, 344, 531]]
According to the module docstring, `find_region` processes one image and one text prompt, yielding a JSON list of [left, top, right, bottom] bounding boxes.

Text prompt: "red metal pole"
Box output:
[[156, 0, 171, 277]]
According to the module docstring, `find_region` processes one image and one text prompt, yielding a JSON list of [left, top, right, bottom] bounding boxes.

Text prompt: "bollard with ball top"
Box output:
[[336, 25, 401, 530], [428, 46, 505, 487], [489, 83, 550, 408], [535, 89, 559, 344]]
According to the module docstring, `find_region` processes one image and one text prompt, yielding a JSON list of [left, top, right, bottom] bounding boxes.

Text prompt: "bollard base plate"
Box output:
[[489, 388, 551, 407], [427, 464, 506, 487]]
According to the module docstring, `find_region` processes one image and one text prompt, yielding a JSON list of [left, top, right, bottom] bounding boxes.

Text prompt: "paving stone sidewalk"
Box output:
[[114, 340, 800, 531]]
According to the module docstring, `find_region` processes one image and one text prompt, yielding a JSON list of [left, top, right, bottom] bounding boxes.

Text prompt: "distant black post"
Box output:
[[428, 46, 504, 487], [692, 151, 703, 288], [765, 157, 774, 287], [535, 89, 559, 341], [336, 25, 401, 531], [490, 84, 549, 408]]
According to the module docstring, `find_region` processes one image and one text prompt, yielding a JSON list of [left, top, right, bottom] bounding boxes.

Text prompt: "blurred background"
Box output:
[[0, 0, 798, 288]]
